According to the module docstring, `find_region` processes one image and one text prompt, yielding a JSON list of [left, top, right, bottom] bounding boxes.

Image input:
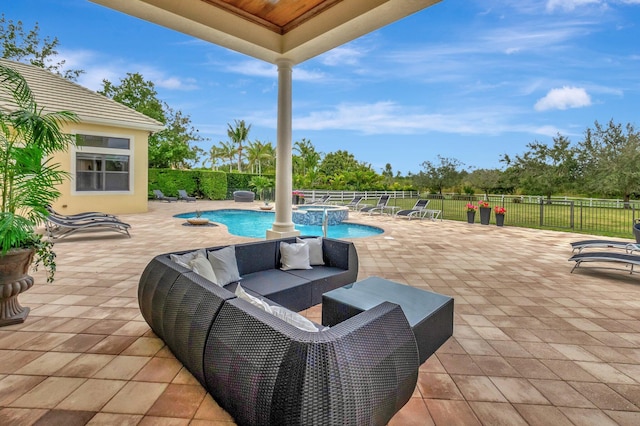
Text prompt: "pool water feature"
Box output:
[[174, 209, 383, 239], [292, 205, 348, 226]]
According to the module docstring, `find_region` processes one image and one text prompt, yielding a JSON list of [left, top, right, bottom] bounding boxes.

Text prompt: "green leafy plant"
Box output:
[[249, 175, 274, 201], [0, 63, 78, 282]]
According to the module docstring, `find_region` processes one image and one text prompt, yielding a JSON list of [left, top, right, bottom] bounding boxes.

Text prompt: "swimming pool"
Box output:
[[174, 209, 384, 239]]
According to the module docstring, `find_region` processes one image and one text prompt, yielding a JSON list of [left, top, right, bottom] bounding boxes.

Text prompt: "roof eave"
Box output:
[[78, 116, 165, 133], [90, 0, 442, 64]]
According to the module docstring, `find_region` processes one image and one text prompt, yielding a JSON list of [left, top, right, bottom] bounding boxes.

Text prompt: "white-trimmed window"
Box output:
[[74, 134, 132, 192]]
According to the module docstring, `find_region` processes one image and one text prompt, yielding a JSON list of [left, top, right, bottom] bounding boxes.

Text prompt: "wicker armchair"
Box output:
[[204, 298, 418, 426]]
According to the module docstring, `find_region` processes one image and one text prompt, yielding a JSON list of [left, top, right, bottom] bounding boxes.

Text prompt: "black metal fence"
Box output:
[[291, 191, 638, 239], [421, 195, 639, 239]]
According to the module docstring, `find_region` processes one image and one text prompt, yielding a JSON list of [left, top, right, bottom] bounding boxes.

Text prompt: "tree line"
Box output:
[[3, 15, 639, 200]]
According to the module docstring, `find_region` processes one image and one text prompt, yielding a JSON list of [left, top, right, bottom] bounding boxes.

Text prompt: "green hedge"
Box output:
[[148, 169, 227, 200]]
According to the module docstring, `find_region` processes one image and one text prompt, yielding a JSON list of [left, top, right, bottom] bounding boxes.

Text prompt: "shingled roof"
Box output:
[[0, 58, 164, 132]]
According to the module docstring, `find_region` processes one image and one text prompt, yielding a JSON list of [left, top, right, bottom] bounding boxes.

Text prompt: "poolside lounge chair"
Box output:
[[45, 214, 131, 241], [395, 199, 431, 220], [178, 189, 196, 202], [46, 205, 118, 221], [340, 195, 364, 210], [360, 195, 390, 215], [308, 194, 331, 204], [569, 251, 640, 274], [153, 189, 177, 202], [570, 240, 639, 253], [571, 220, 640, 253]]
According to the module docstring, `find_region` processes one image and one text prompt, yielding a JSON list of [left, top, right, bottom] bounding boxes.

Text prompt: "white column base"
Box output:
[[266, 227, 300, 240]]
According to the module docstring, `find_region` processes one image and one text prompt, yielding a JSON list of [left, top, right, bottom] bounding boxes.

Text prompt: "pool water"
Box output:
[[174, 209, 383, 239]]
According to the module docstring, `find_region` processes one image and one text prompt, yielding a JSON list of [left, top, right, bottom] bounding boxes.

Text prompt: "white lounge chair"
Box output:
[[46, 214, 131, 240], [340, 195, 364, 210], [360, 195, 390, 215], [395, 199, 430, 220], [569, 251, 640, 274]]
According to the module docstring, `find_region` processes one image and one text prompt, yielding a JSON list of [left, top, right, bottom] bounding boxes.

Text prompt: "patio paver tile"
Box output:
[[468, 401, 528, 426], [513, 404, 575, 426], [101, 381, 167, 414], [0, 201, 638, 424], [33, 409, 96, 425]]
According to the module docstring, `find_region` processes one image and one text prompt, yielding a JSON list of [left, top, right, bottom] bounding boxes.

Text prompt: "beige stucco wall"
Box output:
[[51, 122, 150, 215]]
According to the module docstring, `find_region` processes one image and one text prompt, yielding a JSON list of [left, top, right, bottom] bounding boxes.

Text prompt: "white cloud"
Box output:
[[292, 101, 528, 136], [224, 60, 325, 82], [546, 0, 602, 12], [57, 49, 199, 92], [320, 46, 366, 66], [155, 77, 198, 90], [534, 86, 592, 111]]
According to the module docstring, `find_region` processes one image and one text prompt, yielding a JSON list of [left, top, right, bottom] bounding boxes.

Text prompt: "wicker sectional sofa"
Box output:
[[138, 237, 420, 425]]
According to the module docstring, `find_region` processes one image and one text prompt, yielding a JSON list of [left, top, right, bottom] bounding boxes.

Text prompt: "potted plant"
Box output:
[[249, 175, 274, 203], [494, 206, 506, 227], [478, 200, 491, 225], [0, 63, 78, 326], [465, 203, 477, 223], [292, 190, 305, 205], [187, 210, 210, 225]]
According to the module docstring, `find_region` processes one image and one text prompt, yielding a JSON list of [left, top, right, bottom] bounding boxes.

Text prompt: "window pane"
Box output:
[[77, 134, 130, 149], [77, 153, 102, 171], [76, 172, 103, 191], [105, 173, 129, 191], [75, 153, 130, 192], [105, 156, 129, 172]]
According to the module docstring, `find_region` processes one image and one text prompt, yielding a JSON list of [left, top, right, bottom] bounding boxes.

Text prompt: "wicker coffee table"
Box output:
[[322, 276, 454, 364]]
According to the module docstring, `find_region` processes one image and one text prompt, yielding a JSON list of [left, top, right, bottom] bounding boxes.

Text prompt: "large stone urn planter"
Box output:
[[0, 248, 35, 326]]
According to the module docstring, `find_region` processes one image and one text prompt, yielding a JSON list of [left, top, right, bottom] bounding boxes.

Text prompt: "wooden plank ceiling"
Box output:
[[201, 0, 343, 34]]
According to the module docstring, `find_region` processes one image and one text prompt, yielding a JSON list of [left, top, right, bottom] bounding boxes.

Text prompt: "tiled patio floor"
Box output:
[[1, 200, 639, 425]]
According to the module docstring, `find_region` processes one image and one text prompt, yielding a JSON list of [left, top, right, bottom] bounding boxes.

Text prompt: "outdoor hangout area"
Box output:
[[1, 200, 639, 425]]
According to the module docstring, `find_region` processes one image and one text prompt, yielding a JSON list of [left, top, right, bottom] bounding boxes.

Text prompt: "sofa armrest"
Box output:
[[203, 300, 417, 426], [321, 237, 358, 273]]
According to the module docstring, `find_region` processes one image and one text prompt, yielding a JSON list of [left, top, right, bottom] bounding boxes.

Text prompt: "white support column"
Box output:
[[267, 58, 300, 239]]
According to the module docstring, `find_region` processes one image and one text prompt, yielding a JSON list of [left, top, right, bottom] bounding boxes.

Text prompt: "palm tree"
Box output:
[[294, 138, 321, 176], [208, 145, 224, 170], [217, 141, 236, 172], [227, 119, 251, 172], [247, 140, 275, 175]]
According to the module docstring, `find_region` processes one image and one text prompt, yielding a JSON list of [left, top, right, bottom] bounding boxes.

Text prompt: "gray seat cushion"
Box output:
[[237, 269, 312, 311]]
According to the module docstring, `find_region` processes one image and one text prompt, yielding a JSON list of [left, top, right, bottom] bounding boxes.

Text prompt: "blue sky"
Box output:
[[5, 0, 640, 175]]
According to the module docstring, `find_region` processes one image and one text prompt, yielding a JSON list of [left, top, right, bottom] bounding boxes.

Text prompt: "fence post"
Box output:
[[570, 201, 574, 230], [539, 199, 544, 227], [579, 201, 583, 231]]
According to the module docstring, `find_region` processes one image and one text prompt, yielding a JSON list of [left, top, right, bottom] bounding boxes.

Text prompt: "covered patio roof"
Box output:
[[90, 0, 441, 64], [90, 0, 442, 238]]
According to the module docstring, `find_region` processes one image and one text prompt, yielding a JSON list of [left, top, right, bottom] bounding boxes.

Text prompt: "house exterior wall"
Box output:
[[51, 122, 150, 215]]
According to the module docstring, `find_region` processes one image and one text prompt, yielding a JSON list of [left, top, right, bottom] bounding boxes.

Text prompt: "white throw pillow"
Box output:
[[280, 241, 312, 271], [208, 246, 241, 286], [270, 305, 320, 332], [234, 285, 322, 332], [235, 283, 272, 313], [170, 249, 206, 269], [297, 237, 324, 266], [188, 254, 219, 285]]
